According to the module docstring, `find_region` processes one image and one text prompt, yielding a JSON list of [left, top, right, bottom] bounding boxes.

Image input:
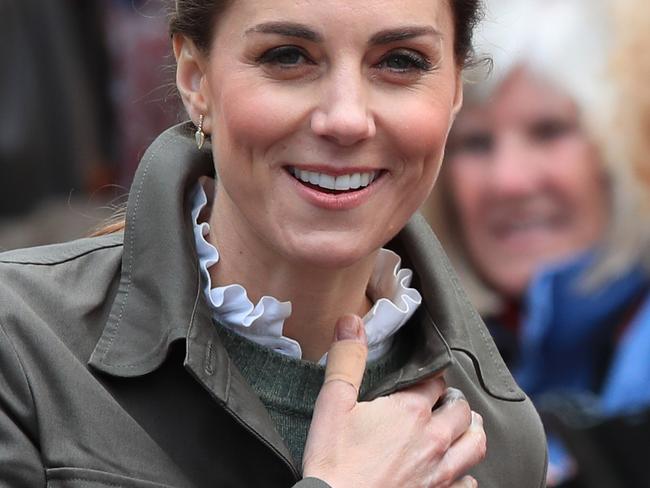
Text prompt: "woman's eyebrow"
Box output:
[[369, 26, 442, 45], [245, 22, 322, 42]]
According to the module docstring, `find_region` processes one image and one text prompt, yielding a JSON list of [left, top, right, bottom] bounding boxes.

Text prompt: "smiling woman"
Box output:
[[423, 0, 650, 485], [0, 1, 547, 487], [180, 0, 465, 360]]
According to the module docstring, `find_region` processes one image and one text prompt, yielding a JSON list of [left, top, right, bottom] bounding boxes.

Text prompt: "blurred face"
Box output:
[[446, 69, 609, 298], [201, 0, 461, 268]]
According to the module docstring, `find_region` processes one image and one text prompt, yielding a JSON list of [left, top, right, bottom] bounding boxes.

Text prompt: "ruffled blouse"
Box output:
[[191, 183, 422, 364]]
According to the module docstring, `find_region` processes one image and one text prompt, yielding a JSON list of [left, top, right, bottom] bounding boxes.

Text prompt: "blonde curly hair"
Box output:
[[609, 0, 650, 201], [422, 0, 650, 314]]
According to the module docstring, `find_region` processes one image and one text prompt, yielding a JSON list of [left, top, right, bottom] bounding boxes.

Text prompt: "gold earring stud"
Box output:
[[195, 115, 206, 150]]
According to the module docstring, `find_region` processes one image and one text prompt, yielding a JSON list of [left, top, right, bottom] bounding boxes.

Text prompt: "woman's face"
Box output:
[[200, 0, 461, 268], [446, 69, 609, 298]]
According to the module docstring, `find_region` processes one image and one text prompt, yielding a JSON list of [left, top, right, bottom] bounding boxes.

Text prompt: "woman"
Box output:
[[0, 0, 547, 486], [424, 0, 650, 485]]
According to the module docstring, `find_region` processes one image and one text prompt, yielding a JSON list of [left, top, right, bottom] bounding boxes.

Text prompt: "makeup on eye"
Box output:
[[247, 21, 444, 77], [256, 45, 434, 72], [375, 49, 434, 72], [256, 45, 314, 66]]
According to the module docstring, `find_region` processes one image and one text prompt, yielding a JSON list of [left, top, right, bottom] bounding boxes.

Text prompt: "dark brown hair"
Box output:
[[94, 0, 483, 237], [169, 0, 484, 67]]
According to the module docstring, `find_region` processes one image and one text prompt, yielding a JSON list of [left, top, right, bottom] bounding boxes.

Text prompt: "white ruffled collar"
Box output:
[[192, 183, 422, 364]]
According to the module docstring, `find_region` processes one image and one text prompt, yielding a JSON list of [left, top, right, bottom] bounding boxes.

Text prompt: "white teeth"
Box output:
[[335, 175, 350, 190], [349, 173, 361, 189], [319, 174, 336, 190], [290, 167, 379, 191]]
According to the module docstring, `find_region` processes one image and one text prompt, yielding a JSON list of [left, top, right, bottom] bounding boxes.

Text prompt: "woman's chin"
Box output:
[[280, 235, 379, 270]]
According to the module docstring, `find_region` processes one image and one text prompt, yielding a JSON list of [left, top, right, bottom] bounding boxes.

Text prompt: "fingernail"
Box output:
[[471, 411, 484, 427], [443, 387, 466, 405], [335, 314, 361, 341], [467, 477, 478, 488]]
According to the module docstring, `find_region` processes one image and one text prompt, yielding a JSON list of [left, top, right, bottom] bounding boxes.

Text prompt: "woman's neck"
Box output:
[[207, 192, 377, 362]]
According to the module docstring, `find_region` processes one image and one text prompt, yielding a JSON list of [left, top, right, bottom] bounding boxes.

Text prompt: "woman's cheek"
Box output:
[[218, 82, 308, 149], [388, 97, 453, 164]]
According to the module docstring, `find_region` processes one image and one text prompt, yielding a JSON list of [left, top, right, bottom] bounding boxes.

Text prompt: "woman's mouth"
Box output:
[[287, 166, 380, 194]]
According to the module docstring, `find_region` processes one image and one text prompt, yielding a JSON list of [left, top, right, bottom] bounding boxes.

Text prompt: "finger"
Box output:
[[431, 412, 487, 487], [429, 388, 472, 445], [317, 314, 368, 412], [390, 374, 447, 411], [448, 475, 478, 488], [437, 387, 467, 409]]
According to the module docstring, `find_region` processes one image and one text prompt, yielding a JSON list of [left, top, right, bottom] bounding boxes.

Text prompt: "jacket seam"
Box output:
[[98, 133, 170, 363], [0, 241, 123, 267], [450, 347, 525, 402], [96, 327, 188, 370], [0, 319, 47, 480], [188, 262, 203, 341], [440, 255, 517, 396]]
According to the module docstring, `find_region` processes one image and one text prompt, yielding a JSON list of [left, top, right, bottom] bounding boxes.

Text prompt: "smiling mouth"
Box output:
[[287, 166, 381, 194], [491, 215, 567, 241]]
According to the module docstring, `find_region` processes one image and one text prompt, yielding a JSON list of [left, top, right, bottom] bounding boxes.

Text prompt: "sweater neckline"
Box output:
[[191, 183, 422, 364]]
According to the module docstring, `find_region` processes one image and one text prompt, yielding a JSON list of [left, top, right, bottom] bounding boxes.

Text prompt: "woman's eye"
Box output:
[[377, 50, 433, 72], [529, 119, 576, 143], [257, 46, 312, 67], [452, 132, 494, 156]]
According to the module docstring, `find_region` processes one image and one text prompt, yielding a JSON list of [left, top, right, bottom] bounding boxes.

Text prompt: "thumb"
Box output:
[[319, 314, 368, 410]]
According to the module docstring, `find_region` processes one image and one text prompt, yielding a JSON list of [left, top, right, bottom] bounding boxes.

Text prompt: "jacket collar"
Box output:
[[89, 122, 215, 377], [89, 121, 522, 402]]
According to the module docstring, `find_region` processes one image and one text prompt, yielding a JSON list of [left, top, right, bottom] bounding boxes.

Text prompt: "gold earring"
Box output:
[[195, 115, 206, 150]]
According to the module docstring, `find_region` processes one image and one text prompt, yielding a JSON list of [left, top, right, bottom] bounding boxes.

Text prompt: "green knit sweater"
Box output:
[[216, 325, 408, 468]]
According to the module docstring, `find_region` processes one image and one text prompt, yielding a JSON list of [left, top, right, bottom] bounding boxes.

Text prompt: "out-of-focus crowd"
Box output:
[[0, 0, 180, 248], [422, 0, 650, 486], [1, 0, 649, 486]]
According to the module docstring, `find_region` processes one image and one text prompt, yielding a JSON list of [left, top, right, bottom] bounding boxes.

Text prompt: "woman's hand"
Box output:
[[303, 314, 486, 488]]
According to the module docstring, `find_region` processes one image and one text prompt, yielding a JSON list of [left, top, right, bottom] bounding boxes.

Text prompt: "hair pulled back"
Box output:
[[169, 0, 483, 67]]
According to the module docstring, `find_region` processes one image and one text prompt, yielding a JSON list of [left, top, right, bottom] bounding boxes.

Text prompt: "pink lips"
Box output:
[[285, 167, 384, 211]]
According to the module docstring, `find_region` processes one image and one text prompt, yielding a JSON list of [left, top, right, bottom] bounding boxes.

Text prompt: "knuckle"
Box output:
[[414, 404, 432, 424], [433, 376, 447, 392], [429, 429, 452, 458], [398, 395, 431, 422]]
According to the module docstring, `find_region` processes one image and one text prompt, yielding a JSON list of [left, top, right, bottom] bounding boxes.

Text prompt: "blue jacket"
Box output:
[[514, 251, 650, 416]]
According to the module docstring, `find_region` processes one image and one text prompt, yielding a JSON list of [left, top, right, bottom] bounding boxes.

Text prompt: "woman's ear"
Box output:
[[173, 35, 212, 133], [451, 70, 464, 120]]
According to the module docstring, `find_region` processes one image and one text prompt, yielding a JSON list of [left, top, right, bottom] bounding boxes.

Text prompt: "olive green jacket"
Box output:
[[0, 123, 547, 487]]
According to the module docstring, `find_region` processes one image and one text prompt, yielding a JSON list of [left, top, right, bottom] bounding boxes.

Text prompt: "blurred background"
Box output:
[[0, 0, 180, 249], [1, 0, 649, 486], [422, 0, 650, 486]]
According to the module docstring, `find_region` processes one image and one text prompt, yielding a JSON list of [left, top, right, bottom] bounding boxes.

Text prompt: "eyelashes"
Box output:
[[256, 45, 436, 74], [256, 45, 314, 67], [376, 49, 434, 72]]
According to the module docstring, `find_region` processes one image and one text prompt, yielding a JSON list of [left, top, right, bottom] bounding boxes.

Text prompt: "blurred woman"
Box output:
[[0, 0, 549, 486], [424, 0, 650, 485]]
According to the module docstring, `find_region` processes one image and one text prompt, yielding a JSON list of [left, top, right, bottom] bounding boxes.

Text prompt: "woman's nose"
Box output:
[[488, 135, 542, 197], [310, 71, 376, 146]]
